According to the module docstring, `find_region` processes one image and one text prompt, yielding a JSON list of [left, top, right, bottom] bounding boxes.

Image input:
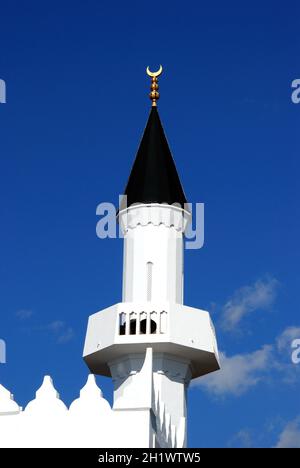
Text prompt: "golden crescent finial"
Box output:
[[146, 65, 163, 78], [146, 65, 163, 107]]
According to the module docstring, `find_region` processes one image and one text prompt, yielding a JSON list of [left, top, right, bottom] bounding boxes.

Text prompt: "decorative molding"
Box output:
[[118, 204, 191, 233]]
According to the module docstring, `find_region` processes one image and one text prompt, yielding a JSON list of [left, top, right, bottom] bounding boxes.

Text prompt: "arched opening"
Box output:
[[140, 318, 157, 334], [129, 312, 137, 335], [119, 312, 126, 335]]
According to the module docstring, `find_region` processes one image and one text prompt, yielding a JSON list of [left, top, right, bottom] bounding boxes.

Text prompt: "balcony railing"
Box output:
[[118, 310, 167, 336]]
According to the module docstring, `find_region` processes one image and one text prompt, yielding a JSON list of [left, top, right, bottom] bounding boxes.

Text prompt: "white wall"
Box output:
[[0, 375, 154, 448]]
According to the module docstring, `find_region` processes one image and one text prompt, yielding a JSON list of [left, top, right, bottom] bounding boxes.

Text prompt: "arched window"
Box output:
[[129, 312, 137, 335], [150, 311, 158, 334], [119, 312, 126, 335], [160, 311, 167, 334], [140, 312, 147, 334]]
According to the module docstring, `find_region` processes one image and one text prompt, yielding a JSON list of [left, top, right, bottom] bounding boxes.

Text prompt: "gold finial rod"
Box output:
[[146, 65, 163, 107]]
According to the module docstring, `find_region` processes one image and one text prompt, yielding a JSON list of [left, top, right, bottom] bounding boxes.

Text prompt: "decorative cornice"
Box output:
[[118, 203, 191, 233]]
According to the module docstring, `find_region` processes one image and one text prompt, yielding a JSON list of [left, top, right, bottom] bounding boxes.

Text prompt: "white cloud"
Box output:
[[16, 309, 33, 320], [57, 327, 75, 344], [45, 321, 65, 332], [227, 429, 252, 448], [193, 345, 273, 396], [193, 323, 300, 398], [220, 277, 279, 331], [275, 417, 300, 448], [41, 321, 75, 344], [16, 313, 74, 345]]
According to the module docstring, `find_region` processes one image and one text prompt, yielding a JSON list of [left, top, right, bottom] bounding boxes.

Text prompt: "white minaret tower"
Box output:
[[84, 67, 220, 448]]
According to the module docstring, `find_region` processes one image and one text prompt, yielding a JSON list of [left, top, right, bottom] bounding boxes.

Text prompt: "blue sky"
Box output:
[[0, 1, 299, 447]]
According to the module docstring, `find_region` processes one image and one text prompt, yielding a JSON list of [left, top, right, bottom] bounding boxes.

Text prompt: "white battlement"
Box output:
[[0, 373, 173, 448]]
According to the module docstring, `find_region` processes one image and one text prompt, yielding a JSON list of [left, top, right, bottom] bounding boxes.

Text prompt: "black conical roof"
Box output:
[[121, 107, 188, 210]]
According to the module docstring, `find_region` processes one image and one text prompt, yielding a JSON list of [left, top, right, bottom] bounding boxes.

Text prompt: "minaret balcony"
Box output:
[[83, 302, 220, 381]]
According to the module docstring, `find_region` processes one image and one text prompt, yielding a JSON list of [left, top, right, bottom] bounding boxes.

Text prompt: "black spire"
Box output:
[[121, 107, 188, 210]]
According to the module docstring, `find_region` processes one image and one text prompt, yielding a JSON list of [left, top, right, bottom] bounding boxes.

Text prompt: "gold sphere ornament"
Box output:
[[150, 91, 159, 100]]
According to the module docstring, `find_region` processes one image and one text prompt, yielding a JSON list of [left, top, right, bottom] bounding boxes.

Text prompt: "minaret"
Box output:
[[83, 67, 220, 448]]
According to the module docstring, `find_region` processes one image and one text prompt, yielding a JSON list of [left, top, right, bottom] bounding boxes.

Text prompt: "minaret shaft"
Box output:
[[121, 205, 186, 304]]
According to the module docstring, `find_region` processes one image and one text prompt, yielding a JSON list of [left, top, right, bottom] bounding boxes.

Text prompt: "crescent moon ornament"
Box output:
[[146, 65, 163, 77], [146, 65, 163, 107]]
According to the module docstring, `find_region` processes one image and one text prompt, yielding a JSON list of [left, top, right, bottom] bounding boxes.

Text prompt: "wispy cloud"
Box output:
[[42, 321, 75, 344], [227, 429, 252, 448], [275, 417, 300, 448], [16, 309, 33, 320], [220, 277, 279, 331], [193, 345, 273, 396], [17, 312, 75, 345], [44, 321, 65, 333], [57, 327, 75, 344], [20, 320, 75, 344], [193, 324, 300, 397]]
